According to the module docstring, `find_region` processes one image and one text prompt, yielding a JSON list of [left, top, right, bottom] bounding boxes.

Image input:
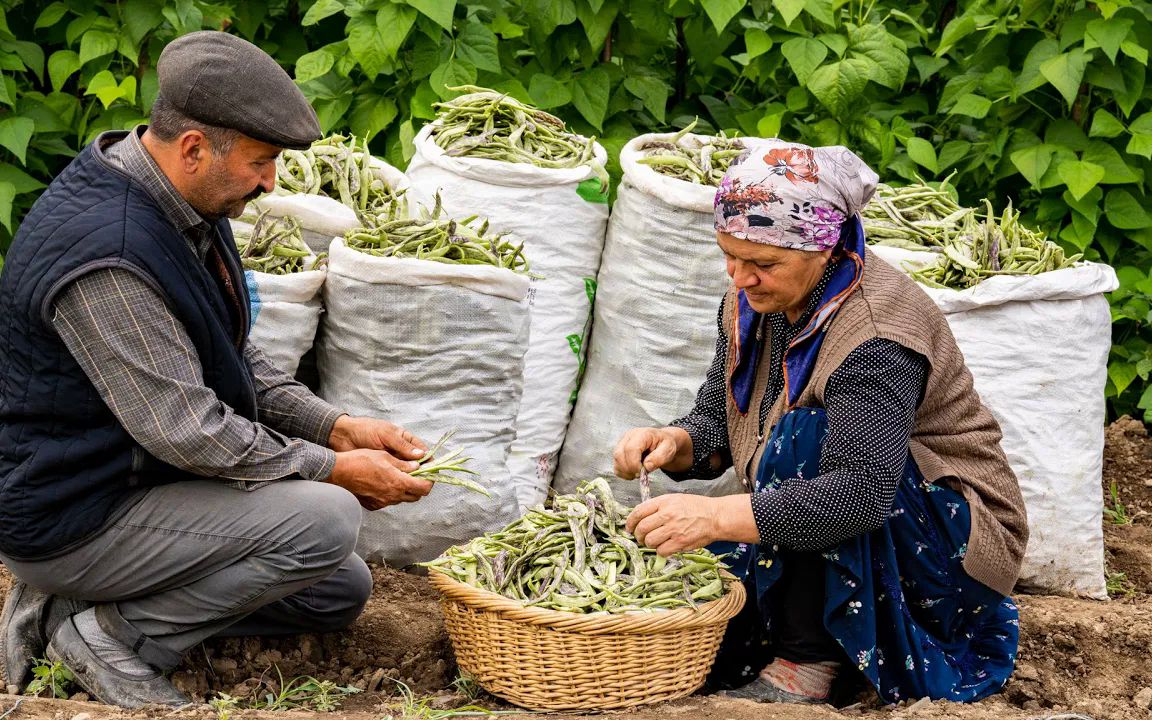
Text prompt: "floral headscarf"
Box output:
[[714, 141, 879, 251]]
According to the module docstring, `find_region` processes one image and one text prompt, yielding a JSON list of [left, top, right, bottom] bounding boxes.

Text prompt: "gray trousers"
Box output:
[[1, 479, 371, 670]]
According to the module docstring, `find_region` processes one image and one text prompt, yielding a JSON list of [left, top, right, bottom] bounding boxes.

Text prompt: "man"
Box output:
[[0, 31, 434, 708]]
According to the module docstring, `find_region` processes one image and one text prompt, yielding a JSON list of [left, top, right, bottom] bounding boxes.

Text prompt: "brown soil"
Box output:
[[2, 418, 1151, 720]]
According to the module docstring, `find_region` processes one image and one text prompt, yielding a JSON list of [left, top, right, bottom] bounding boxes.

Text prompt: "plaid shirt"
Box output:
[[50, 127, 339, 489]]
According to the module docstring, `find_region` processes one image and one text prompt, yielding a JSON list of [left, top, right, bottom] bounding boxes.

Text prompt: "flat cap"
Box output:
[[157, 31, 321, 150]]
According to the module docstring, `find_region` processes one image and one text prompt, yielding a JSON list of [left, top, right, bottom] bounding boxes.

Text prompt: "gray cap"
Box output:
[[157, 31, 321, 150]]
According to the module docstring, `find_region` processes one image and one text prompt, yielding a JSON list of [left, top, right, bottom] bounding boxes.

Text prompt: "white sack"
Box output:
[[405, 122, 609, 510], [872, 245, 1118, 599], [317, 239, 530, 565], [555, 132, 744, 505]]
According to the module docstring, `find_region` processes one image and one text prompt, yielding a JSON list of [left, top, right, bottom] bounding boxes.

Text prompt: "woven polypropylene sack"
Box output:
[[405, 119, 609, 510], [242, 264, 326, 376], [555, 132, 742, 505], [872, 245, 1118, 599], [317, 239, 530, 565]]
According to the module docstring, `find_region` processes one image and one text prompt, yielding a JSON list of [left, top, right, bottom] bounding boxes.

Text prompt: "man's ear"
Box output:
[[176, 130, 209, 174]]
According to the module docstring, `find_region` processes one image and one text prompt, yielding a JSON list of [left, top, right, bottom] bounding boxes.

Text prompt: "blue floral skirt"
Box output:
[[708, 408, 1019, 704]]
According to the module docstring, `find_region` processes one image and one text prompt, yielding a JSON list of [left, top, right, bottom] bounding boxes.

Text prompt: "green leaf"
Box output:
[[295, 47, 336, 83], [700, 0, 743, 33], [1057, 160, 1105, 200], [377, 4, 417, 61], [1127, 133, 1152, 160], [527, 0, 577, 35], [571, 67, 610, 131], [457, 21, 500, 73], [490, 13, 524, 39], [1016, 39, 1061, 96], [1121, 39, 1148, 65], [1138, 383, 1152, 411], [905, 136, 938, 173], [349, 95, 397, 143], [1044, 118, 1089, 152], [34, 2, 69, 30], [1090, 109, 1126, 138], [807, 57, 869, 118], [913, 55, 948, 82], [0, 117, 35, 165], [818, 33, 848, 57], [803, 0, 834, 26], [302, 0, 344, 25], [745, 29, 772, 59], [576, 0, 617, 52], [406, 0, 455, 30], [936, 15, 976, 56], [1011, 144, 1054, 187], [313, 95, 352, 133], [121, 0, 164, 45], [781, 37, 827, 85], [429, 59, 476, 99], [948, 93, 992, 119], [0, 163, 45, 194], [1117, 58, 1146, 118], [1083, 17, 1131, 64], [773, 0, 805, 26], [47, 50, 80, 92], [623, 74, 669, 123], [849, 24, 908, 89], [0, 180, 14, 233], [528, 73, 572, 109], [938, 140, 970, 171], [1105, 189, 1152, 229], [1110, 362, 1138, 395], [79, 30, 118, 66], [757, 109, 785, 138], [1082, 141, 1141, 184], [1040, 49, 1090, 108], [10, 42, 45, 82]]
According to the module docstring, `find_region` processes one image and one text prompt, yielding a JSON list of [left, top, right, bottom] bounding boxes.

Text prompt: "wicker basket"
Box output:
[[427, 569, 746, 711]]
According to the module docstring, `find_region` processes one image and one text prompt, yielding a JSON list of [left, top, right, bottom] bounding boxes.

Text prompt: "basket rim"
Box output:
[[427, 567, 746, 635]]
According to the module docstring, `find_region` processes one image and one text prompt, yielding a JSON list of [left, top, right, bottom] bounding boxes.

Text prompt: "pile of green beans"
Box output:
[[909, 199, 1080, 289], [422, 478, 729, 613], [430, 85, 609, 192], [635, 119, 746, 186], [276, 134, 405, 213], [235, 211, 324, 275], [344, 193, 529, 272], [862, 176, 973, 250], [413, 430, 488, 497]]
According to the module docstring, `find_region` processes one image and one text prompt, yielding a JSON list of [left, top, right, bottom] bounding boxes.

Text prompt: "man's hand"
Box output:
[[613, 426, 694, 479], [625, 493, 721, 556], [329, 415, 427, 460], [326, 449, 434, 510]]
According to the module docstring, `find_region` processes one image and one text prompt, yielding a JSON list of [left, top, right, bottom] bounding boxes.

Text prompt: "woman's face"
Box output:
[[717, 231, 833, 317]]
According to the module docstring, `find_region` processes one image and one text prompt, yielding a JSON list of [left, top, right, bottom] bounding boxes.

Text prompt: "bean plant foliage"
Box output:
[[8, 0, 1152, 420]]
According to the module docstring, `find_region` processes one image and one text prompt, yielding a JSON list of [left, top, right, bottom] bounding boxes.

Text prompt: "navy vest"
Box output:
[[0, 141, 256, 559]]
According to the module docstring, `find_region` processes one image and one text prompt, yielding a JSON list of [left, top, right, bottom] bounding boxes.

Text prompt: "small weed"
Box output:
[[209, 693, 240, 720], [1107, 569, 1137, 598], [211, 666, 361, 713], [23, 659, 74, 699], [381, 679, 518, 720], [1103, 481, 1134, 525], [450, 674, 484, 702]]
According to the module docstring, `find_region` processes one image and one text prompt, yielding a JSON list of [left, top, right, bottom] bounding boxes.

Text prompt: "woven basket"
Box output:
[[427, 569, 746, 711]]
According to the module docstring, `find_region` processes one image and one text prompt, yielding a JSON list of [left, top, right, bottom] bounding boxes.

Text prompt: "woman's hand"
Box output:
[[627, 494, 762, 554], [613, 426, 694, 479]]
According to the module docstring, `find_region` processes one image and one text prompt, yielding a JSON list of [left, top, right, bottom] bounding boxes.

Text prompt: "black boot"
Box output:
[[0, 581, 89, 691]]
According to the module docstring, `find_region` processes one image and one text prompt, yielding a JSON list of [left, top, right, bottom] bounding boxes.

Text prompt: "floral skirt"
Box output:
[[707, 408, 1019, 704]]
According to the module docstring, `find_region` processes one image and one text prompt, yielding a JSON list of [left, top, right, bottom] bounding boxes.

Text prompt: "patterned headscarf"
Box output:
[[714, 141, 879, 251]]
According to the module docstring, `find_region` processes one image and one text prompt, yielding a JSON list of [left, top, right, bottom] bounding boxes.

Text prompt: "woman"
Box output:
[[613, 143, 1028, 706]]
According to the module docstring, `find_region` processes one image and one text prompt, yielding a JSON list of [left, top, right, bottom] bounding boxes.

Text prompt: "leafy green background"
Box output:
[[7, 0, 1152, 421]]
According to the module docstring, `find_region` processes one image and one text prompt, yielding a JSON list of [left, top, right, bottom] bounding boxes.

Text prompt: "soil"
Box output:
[[2, 418, 1151, 720]]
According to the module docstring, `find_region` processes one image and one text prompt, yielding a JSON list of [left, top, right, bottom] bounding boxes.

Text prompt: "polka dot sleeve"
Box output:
[[750, 338, 928, 551]]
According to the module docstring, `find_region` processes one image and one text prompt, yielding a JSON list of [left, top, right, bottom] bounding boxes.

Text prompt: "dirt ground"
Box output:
[[2, 418, 1151, 720]]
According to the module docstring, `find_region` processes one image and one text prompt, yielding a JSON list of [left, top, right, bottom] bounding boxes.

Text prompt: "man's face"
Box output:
[[192, 134, 281, 219]]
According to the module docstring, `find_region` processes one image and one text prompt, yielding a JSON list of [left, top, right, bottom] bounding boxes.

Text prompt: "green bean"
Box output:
[[430, 86, 609, 193], [234, 210, 322, 275], [421, 478, 729, 614], [276, 134, 407, 216], [410, 429, 490, 497], [343, 193, 530, 272], [863, 177, 1081, 288], [635, 118, 746, 186]]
